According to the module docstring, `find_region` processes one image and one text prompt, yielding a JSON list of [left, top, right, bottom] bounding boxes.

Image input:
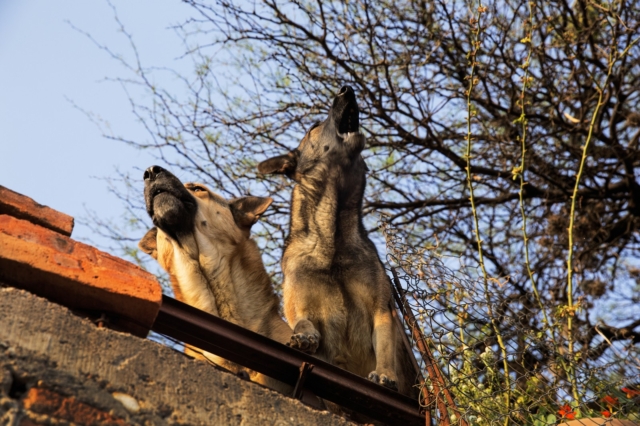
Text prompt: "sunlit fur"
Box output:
[[259, 87, 418, 398], [139, 178, 292, 394]]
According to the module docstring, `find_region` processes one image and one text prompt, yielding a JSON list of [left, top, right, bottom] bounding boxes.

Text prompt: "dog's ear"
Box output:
[[230, 196, 273, 230], [138, 227, 159, 259], [258, 151, 298, 176]]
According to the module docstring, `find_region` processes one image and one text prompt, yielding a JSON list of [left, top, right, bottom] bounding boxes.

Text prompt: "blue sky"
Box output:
[[0, 0, 192, 251]]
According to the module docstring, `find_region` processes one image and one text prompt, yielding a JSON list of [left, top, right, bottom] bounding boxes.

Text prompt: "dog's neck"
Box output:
[[169, 231, 278, 331], [167, 232, 223, 318], [287, 155, 367, 266]]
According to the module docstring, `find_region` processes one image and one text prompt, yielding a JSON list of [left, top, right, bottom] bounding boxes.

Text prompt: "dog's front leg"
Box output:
[[368, 309, 399, 391], [283, 274, 322, 354]]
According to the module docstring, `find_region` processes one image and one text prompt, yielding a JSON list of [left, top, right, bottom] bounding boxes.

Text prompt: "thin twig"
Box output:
[[464, 2, 512, 423]]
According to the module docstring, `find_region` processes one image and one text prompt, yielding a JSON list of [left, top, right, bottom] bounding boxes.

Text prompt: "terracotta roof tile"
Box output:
[[0, 185, 74, 236], [0, 214, 161, 336]]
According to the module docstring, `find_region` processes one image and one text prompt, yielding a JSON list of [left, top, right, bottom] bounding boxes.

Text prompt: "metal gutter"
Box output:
[[152, 295, 424, 426]]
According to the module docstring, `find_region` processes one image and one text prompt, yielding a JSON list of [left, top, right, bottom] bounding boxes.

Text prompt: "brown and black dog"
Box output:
[[258, 86, 418, 398], [138, 166, 292, 393]]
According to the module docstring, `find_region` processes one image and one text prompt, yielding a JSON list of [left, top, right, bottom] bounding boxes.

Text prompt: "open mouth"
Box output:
[[334, 86, 360, 138], [337, 107, 359, 137]]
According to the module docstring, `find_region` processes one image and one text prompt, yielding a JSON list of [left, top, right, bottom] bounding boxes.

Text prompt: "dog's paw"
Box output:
[[368, 371, 398, 391], [287, 332, 320, 354]]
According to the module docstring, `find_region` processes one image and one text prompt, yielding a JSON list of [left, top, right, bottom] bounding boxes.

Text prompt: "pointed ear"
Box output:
[[258, 151, 298, 175], [229, 196, 273, 230], [138, 227, 159, 259]]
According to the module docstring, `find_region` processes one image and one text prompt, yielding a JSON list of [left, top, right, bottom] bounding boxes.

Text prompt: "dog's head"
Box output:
[[142, 165, 198, 244], [258, 86, 365, 180], [138, 165, 272, 264]]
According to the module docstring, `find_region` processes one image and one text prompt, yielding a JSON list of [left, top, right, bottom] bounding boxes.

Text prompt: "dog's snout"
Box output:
[[338, 86, 353, 96], [144, 165, 164, 181]]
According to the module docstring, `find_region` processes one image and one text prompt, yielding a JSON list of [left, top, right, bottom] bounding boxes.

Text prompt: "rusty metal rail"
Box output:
[[152, 295, 424, 426]]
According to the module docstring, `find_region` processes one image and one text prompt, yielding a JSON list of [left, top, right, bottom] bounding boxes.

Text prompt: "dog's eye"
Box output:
[[192, 187, 204, 192]]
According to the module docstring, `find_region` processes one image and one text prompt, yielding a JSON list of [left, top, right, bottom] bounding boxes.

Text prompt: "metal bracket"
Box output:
[[293, 361, 314, 400]]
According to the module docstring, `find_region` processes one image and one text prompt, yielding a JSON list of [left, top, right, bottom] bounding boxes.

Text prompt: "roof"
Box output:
[[0, 185, 161, 336], [0, 184, 424, 425]]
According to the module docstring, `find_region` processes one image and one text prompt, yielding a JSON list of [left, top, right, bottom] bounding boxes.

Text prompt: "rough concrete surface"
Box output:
[[0, 287, 354, 426]]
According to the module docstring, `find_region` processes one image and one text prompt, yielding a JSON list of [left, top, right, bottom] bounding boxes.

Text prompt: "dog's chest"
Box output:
[[316, 287, 376, 371]]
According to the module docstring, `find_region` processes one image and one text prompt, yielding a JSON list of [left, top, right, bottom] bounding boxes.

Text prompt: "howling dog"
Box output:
[[138, 166, 292, 393], [258, 86, 417, 397]]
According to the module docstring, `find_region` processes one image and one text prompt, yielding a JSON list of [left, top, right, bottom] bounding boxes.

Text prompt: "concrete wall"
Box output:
[[0, 287, 353, 426]]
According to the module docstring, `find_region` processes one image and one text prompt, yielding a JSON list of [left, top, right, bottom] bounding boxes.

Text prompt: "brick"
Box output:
[[0, 215, 161, 336], [22, 387, 129, 426], [0, 185, 74, 236]]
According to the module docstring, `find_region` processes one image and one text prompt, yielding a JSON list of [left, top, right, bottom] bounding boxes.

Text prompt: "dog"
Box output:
[[138, 166, 293, 393], [258, 86, 418, 398]]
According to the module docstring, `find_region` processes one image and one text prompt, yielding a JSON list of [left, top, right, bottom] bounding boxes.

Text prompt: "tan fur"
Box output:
[[139, 180, 292, 393], [258, 86, 418, 398]]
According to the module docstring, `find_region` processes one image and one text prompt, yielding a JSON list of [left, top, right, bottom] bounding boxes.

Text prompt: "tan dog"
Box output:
[[138, 165, 292, 393], [258, 86, 418, 398]]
